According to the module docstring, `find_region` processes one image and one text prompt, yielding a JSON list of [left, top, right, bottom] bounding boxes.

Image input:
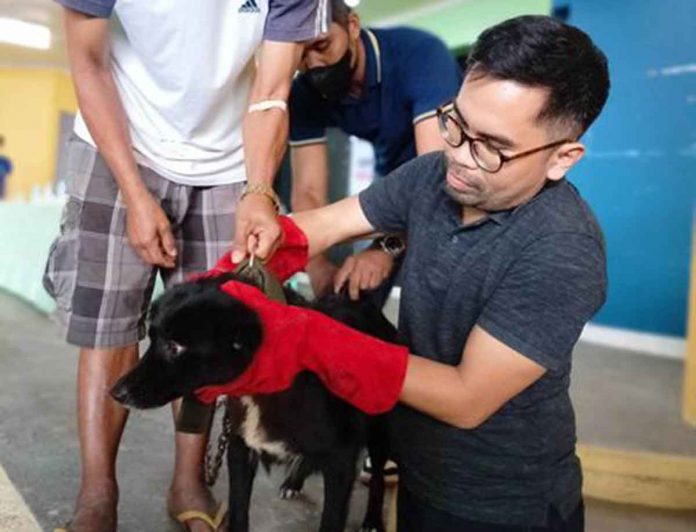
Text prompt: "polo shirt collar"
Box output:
[[361, 29, 382, 88], [443, 178, 563, 229], [438, 182, 511, 228], [487, 210, 512, 224]]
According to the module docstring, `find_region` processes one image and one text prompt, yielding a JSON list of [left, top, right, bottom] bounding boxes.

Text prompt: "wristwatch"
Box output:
[[373, 235, 406, 259]]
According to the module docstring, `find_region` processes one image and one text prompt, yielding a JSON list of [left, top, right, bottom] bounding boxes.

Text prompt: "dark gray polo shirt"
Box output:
[[359, 151, 607, 527]]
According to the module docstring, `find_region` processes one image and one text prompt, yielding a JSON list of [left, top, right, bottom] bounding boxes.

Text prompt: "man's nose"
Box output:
[[450, 141, 478, 170]]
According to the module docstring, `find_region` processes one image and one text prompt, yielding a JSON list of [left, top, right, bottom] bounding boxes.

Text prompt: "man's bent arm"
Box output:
[[400, 325, 546, 429], [294, 198, 547, 428]]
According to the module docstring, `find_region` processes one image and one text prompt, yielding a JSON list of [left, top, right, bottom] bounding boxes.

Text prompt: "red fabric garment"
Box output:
[[195, 280, 409, 415], [210, 215, 308, 282]]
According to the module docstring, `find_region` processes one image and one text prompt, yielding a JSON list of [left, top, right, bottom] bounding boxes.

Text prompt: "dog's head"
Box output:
[[111, 275, 262, 409]]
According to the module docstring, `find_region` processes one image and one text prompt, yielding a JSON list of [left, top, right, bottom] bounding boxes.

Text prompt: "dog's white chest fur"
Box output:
[[239, 396, 294, 460]]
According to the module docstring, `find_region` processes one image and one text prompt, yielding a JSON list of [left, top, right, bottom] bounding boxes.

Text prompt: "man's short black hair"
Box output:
[[331, 0, 352, 27], [467, 15, 610, 136]]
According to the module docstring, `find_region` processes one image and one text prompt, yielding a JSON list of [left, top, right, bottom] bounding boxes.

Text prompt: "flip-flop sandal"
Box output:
[[171, 501, 228, 531]]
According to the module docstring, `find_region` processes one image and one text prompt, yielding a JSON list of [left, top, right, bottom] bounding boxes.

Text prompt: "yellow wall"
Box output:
[[0, 69, 77, 200]]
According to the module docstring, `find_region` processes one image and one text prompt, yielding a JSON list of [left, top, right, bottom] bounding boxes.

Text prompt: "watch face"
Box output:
[[382, 236, 405, 256]]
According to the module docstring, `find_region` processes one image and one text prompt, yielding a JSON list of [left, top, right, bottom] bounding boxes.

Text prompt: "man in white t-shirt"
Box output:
[[44, 1, 329, 530]]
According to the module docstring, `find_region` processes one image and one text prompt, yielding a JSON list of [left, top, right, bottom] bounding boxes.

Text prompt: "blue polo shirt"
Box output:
[[289, 27, 461, 176]]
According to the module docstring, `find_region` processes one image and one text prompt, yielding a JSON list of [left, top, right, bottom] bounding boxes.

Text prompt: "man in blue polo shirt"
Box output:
[[289, 0, 461, 299]]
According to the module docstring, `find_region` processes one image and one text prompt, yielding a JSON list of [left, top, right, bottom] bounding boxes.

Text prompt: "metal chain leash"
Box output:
[[205, 399, 233, 487]]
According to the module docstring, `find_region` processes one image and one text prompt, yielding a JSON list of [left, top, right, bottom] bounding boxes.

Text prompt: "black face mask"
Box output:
[[305, 49, 353, 102]]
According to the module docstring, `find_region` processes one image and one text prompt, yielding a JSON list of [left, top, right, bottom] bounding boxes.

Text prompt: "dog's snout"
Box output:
[[110, 380, 130, 405]]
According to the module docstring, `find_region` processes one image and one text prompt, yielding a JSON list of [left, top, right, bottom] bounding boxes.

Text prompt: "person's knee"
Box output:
[[78, 344, 139, 380]]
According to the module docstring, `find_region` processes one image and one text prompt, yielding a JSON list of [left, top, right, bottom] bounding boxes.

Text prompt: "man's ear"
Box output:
[[547, 142, 585, 181]]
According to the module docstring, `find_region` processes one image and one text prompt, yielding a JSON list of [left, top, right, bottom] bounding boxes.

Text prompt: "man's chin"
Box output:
[[444, 183, 479, 206]]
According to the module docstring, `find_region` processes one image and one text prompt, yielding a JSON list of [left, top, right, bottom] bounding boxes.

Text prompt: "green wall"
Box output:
[[358, 0, 552, 50]]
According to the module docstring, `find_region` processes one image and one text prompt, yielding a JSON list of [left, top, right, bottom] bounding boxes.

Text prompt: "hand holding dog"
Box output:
[[195, 279, 409, 414], [231, 193, 282, 263], [212, 215, 308, 282], [334, 248, 395, 300]]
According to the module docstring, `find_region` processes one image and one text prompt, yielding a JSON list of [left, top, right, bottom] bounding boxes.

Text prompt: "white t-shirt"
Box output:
[[58, 0, 329, 186]]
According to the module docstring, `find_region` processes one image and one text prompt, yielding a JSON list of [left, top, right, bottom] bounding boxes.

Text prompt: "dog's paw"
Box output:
[[359, 525, 385, 532], [279, 487, 301, 499]]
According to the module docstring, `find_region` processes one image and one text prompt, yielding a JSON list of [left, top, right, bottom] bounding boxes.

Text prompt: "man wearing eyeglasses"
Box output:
[[234, 14, 610, 532]]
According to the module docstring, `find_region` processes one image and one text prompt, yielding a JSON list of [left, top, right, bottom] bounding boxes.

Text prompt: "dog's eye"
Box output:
[[232, 341, 242, 350], [167, 340, 185, 356]]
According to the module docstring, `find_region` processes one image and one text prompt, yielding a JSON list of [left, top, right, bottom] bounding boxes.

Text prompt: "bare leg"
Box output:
[[168, 399, 221, 532], [67, 345, 138, 532]]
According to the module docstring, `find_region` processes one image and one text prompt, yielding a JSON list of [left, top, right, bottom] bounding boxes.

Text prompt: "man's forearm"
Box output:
[[292, 183, 325, 212], [293, 196, 378, 258], [243, 110, 288, 186], [243, 41, 304, 186], [290, 144, 330, 212], [399, 355, 482, 429], [399, 325, 547, 430], [70, 62, 145, 203]]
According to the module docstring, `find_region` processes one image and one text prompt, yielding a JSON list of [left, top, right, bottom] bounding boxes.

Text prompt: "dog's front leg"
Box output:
[[227, 435, 258, 532], [317, 447, 359, 532]]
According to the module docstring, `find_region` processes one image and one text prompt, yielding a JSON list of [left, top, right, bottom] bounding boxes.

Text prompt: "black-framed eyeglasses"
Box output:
[[436, 101, 573, 173]]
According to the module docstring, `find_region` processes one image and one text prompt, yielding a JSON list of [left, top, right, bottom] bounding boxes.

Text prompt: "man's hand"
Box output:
[[232, 193, 281, 262], [306, 254, 339, 298], [334, 248, 395, 300], [125, 192, 176, 268]]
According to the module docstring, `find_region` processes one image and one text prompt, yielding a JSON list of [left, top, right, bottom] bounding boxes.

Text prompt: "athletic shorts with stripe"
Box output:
[[43, 135, 243, 348]]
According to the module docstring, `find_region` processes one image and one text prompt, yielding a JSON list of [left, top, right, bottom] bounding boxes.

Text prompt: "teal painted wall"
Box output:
[[360, 0, 552, 50], [554, 0, 696, 337]]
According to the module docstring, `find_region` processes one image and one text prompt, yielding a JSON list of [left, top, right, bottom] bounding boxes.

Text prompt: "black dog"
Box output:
[[111, 273, 394, 532]]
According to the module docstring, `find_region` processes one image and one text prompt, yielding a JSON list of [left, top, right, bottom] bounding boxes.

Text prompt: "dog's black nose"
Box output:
[[110, 381, 130, 405]]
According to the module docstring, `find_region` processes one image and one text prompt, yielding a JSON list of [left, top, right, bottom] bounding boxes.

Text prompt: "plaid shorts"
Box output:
[[43, 135, 244, 348]]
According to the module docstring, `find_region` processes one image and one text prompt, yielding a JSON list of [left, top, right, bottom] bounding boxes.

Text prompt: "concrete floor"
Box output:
[[1, 290, 695, 531]]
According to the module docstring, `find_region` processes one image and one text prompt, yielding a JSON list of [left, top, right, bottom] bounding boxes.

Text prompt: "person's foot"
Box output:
[[167, 482, 225, 532], [58, 482, 118, 532]]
